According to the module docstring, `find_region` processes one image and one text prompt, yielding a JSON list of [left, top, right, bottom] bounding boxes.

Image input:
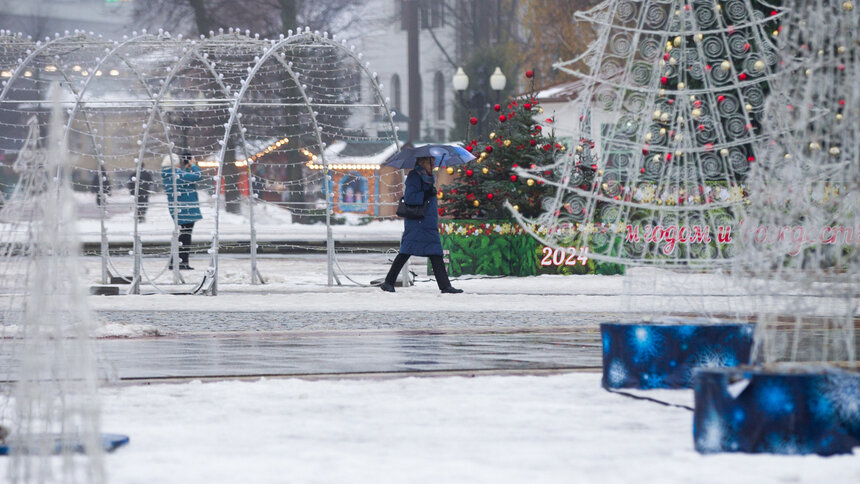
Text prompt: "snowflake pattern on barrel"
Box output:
[[694, 367, 860, 455], [601, 321, 754, 389]]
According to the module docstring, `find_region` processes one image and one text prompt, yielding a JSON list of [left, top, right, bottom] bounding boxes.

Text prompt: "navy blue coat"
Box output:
[[161, 164, 203, 225], [399, 168, 443, 256]]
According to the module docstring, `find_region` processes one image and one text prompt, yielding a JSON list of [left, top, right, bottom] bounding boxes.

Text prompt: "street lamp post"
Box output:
[[452, 65, 506, 140]]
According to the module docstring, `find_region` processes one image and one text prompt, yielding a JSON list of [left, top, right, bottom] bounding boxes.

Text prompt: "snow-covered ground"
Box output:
[[10, 373, 847, 484]]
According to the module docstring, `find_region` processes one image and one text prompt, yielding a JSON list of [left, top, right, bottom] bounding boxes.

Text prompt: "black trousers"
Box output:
[[384, 253, 451, 289], [178, 222, 195, 264]]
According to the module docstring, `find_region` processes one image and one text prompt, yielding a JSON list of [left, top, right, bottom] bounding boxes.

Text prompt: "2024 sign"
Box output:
[[540, 246, 589, 266]]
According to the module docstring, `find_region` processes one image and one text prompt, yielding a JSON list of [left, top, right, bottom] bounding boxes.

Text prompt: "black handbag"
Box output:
[[396, 197, 427, 219]]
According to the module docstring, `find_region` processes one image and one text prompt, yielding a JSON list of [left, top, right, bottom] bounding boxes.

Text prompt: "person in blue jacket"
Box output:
[[380, 156, 462, 293], [161, 152, 202, 270]]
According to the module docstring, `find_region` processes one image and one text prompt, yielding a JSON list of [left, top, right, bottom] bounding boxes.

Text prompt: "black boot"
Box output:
[[440, 286, 463, 294], [379, 282, 396, 292]]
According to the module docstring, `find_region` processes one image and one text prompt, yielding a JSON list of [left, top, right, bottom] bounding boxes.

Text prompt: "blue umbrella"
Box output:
[[383, 144, 476, 170]]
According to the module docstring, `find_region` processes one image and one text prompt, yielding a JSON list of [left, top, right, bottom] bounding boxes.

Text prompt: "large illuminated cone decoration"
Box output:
[[737, 0, 858, 364], [508, 0, 785, 266]]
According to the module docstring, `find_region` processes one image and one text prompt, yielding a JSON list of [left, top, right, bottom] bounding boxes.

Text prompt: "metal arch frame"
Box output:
[[209, 30, 401, 293], [1, 31, 402, 295]]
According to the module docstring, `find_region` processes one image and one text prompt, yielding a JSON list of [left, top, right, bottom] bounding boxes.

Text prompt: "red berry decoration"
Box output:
[[494, 104, 501, 112], [466, 169, 473, 176], [529, 139, 537, 146], [525, 70, 534, 78], [487, 193, 494, 200], [485, 146, 493, 153], [510, 175, 517, 182], [499, 115, 507, 122], [469, 117, 478, 125], [747, 156, 755, 163]]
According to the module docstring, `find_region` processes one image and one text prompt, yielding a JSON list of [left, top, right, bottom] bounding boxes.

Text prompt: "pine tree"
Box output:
[[440, 72, 572, 220]]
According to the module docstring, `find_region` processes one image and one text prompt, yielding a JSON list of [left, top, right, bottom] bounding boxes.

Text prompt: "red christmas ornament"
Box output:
[[743, 43, 750, 52], [747, 156, 755, 163], [640, 168, 646, 173], [661, 76, 669, 84], [465, 145, 474, 152], [487, 193, 494, 200], [666, 153, 673, 161], [466, 169, 474, 176], [642, 145, 650, 155], [663, 53, 670, 61], [525, 70, 534, 78], [839, 99, 846, 106], [524, 103, 531, 110], [534, 125, 542, 132], [512, 164, 518, 168], [717, 95, 726, 102], [693, 100, 702, 108], [485, 146, 493, 153], [697, 124, 706, 131], [499, 115, 507, 122], [510, 175, 517, 182], [469, 117, 478, 125], [494, 104, 501, 112], [738, 73, 747, 81], [529, 139, 537, 146]]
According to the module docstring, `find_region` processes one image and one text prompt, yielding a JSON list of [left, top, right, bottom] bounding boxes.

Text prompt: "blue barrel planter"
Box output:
[[601, 320, 754, 389], [694, 366, 860, 455]]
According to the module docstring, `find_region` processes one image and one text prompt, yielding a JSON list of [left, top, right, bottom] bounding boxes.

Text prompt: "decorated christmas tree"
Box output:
[[440, 71, 573, 220], [508, 0, 784, 265]]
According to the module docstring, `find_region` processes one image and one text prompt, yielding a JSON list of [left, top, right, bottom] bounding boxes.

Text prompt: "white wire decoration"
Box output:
[[507, 0, 784, 267], [0, 28, 399, 295]]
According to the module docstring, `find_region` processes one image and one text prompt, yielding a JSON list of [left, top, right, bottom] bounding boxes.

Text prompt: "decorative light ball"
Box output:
[[836, 113, 843, 121], [645, 132, 653, 142], [673, 36, 681, 47], [493, 104, 501, 112], [525, 70, 534, 78], [659, 127, 667, 135], [669, 57, 678, 66], [674, 150, 682, 157], [513, 205, 519, 211], [482, 167, 489, 174], [843, 1, 853, 11], [437, 191, 444, 199], [838, 46, 846, 54], [695, 33, 703, 43], [489, 132, 496, 139], [745, 103, 753, 112], [653, 109, 662, 120], [691, 108, 702, 118], [576, 145, 584, 152], [784, 154, 792, 160], [503, 139, 511, 147], [677, 116, 684, 124], [665, 42, 673, 51], [809, 142, 821, 151], [674, 133, 683, 142], [660, 113, 669, 122], [653, 155, 661, 162], [720, 60, 731, 71], [473, 200, 480, 207], [677, 81, 685, 89], [720, 148, 729, 157], [659, 89, 666, 97], [753, 60, 765, 71], [446, 167, 454, 175], [829, 146, 841, 156]]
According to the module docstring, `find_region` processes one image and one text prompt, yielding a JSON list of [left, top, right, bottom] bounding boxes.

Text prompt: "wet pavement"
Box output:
[[91, 311, 610, 380]]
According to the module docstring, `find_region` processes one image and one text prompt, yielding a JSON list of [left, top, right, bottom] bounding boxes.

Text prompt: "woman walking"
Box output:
[[380, 156, 462, 293]]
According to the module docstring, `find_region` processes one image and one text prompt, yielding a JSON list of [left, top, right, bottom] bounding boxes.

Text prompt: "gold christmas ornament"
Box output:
[[538, 107, 543, 113], [473, 200, 480, 207], [446, 167, 454, 175], [481, 167, 489, 174], [480, 152, 487, 158], [843, 1, 853, 11], [653, 155, 661, 162], [576, 145, 583, 152], [674, 150, 682, 157], [669, 57, 678, 66], [489, 132, 496, 139], [674, 133, 683, 142], [513, 205, 519, 211], [677, 116, 685, 124], [503, 139, 511, 147], [659, 89, 666, 97], [784, 153, 792, 160], [720, 60, 731, 71], [665, 41, 673, 51], [437, 191, 444, 199], [526, 179, 535, 186], [673, 36, 681, 47], [689, 95, 696, 102]]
